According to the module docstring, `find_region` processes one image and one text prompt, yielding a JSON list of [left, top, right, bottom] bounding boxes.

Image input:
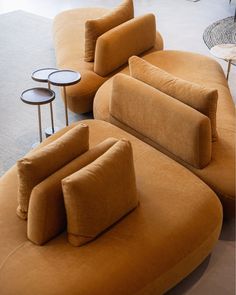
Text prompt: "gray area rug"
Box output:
[[0, 10, 88, 176], [203, 16, 236, 49]]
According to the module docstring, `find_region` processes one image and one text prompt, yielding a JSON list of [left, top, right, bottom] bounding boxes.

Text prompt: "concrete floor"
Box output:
[[0, 0, 235, 294]]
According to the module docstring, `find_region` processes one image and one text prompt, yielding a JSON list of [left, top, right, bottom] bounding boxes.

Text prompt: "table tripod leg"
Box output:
[[63, 86, 69, 126], [50, 102, 55, 133], [226, 60, 232, 80], [38, 105, 43, 142]]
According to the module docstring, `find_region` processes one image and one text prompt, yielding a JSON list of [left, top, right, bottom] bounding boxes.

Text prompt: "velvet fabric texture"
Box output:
[[27, 138, 118, 245], [16, 124, 89, 220], [93, 50, 235, 217], [94, 14, 156, 77], [62, 139, 138, 246], [0, 119, 223, 295], [84, 0, 134, 62], [53, 7, 163, 114], [129, 56, 218, 141], [110, 74, 212, 169]]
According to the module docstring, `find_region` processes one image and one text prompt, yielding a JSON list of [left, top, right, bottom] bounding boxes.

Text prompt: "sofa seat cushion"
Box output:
[[93, 50, 235, 217], [0, 120, 222, 295], [53, 8, 164, 114]]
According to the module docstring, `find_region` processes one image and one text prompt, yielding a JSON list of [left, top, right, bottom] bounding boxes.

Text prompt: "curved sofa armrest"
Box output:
[[110, 74, 212, 169]]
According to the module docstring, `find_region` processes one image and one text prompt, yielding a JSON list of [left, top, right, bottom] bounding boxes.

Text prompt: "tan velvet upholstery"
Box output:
[[93, 50, 235, 218], [0, 120, 222, 295], [129, 56, 218, 141], [27, 138, 118, 245], [53, 7, 163, 114], [94, 14, 156, 77], [62, 139, 138, 246], [110, 74, 212, 169], [16, 124, 89, 220], [84, 0, 134, 62]]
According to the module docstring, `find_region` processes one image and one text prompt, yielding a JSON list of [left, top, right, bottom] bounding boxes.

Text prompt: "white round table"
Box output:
[[210, 44, 236, 80]]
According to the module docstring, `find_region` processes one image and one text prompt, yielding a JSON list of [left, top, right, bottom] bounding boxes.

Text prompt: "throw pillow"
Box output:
[[129, 56, 218, 141], [16, 123, 89, 219], [62, 139, 138, 246], [84, 0, 134, 62]]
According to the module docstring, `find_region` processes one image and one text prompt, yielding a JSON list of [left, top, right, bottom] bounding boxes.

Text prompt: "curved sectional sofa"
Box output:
[[53, 7, 163, 114], [54, 3, 235, 217], [0, 120, 222, 295], [94, 50, 235, 218], [0, 1, 234, 294]]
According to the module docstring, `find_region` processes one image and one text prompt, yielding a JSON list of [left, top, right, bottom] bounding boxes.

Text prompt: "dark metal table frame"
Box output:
[[48, 70, 81, 126], [31, 68, 58, 136], [20, 87, 55, 145]]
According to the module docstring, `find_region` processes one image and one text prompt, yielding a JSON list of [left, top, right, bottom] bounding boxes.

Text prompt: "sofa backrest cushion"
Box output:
[[16, 124, 89, 220], [94, 14, 156, 77], [129, 56, 218, 141], [62, 139, 138, 247], [84, 0, 134, 62], [27, 137, 118, 245], [110, 74, 212, 169]]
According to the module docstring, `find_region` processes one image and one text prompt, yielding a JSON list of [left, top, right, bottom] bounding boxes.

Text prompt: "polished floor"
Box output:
[[0, 0, 235, 294]]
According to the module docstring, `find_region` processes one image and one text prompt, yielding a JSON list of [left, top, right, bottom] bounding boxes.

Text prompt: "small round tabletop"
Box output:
[[21, 87, 55, 105], [48, 69, 81, 86], [210, 44, 236, 61], [31, 67, 58, 83]]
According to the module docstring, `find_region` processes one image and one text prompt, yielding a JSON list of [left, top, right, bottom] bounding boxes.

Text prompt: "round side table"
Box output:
[[20, 87, 55, 147], [48, 70, 81, 126], [32, 67, 59, 136], [210, 44, 236, 80]]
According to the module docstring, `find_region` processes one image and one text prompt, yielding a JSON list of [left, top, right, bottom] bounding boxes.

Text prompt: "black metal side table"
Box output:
[[31, 67, 59, 137], [48, 70, 81, 126], [20, 87, 55, 147]]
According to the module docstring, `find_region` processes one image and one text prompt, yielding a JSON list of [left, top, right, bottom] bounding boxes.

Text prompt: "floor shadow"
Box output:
[[75, 111, 94, 121], [219, 218, 235, 241], [166, 255, 211, 294]]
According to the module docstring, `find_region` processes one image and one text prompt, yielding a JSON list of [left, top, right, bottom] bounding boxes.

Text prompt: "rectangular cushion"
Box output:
[[129, 56, 218, 141], [94, 14, 156, 77], [84, 0, 134, 62], [62, 139, 138, 247], [110, 74, 212, 169], [27, 137, 118, 245], [16, 123, 89, 220]]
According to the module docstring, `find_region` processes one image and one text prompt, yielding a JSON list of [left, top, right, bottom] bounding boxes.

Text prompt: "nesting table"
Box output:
[[48, 70, 81, 126], [21, 68, 81, 147], [210, 43, 236, 80], [31, 68, 58, 136], [20, 87, 55, 147]]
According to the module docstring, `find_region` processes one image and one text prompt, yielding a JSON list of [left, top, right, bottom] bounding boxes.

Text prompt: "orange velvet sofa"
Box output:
[[94, 51, 235, 218], [53, 2, 235, 219], [0, 2, 231, 294], [0, 119, 222, 295], [52, 5, 163, 114]]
